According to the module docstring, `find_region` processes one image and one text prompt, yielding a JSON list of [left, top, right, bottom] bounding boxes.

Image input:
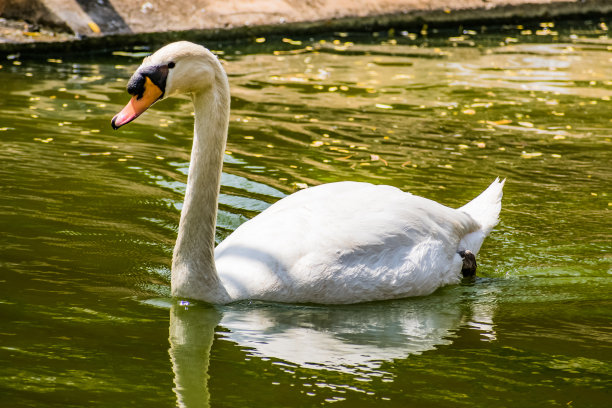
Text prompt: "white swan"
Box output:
[[112, 41, 505, 305]]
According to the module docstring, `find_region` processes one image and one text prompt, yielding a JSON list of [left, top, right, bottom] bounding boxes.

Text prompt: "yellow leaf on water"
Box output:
[[521, 151, 543, 159], [282, 38, 302, 46], [488, 119, 512, 125]]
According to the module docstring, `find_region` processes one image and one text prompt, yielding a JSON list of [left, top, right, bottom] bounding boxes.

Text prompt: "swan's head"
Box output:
[[112, 41, 220, 129]]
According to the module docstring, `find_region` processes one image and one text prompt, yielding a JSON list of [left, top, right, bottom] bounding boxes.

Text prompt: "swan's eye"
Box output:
[[168, 62, 175, 69]]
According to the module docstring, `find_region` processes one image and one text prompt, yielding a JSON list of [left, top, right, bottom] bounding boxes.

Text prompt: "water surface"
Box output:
[[1, 20, 610, 407]]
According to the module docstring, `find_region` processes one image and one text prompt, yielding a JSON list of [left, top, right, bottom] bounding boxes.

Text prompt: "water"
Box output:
[[1, 20, 611, 407]]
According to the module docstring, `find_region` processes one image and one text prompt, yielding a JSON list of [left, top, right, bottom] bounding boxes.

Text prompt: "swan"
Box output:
[[112, 41, 505, 305]]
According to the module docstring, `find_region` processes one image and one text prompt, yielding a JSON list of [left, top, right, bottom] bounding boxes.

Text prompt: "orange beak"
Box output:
[[111, 76, 163, 129]]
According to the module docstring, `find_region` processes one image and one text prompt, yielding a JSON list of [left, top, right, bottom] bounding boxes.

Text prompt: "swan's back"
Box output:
[[215, 181, 483, 304]]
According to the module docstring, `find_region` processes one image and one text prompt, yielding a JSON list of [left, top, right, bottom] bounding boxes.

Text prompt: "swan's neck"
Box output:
[[172, 68, 231, 303]]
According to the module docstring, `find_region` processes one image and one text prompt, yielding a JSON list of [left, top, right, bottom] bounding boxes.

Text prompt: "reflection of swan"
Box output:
[[168, 293, 497, 407], [169, 304, 221, 408], [218, 300, 462, 375], [113, 41, 504, 305]]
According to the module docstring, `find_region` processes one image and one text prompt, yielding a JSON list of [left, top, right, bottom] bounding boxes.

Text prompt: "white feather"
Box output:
[[216, 180, 502, 304]]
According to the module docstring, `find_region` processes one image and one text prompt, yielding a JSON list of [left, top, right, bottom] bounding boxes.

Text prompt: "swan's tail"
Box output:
[[458, 178, 505, 254]]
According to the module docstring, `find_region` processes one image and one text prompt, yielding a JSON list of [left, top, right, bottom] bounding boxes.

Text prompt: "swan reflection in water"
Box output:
[[168, 286, 498, 408]]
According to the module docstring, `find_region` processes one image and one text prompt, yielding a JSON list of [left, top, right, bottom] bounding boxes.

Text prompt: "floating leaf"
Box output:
[[282, 38, 302, 46], [521, 151, 543, 159]]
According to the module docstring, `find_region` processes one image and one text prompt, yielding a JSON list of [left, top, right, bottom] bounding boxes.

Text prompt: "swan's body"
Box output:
[[112, 41, 504, 305]]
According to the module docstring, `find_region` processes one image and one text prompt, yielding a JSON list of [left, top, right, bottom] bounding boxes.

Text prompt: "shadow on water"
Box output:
[[168, 284, 499, 408]]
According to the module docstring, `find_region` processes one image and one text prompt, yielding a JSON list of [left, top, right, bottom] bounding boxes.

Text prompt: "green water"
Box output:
[[1, 20, 611, 407]]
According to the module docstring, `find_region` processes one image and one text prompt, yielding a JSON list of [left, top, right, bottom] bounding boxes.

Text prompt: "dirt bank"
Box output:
[[1, 0, 611, 54]]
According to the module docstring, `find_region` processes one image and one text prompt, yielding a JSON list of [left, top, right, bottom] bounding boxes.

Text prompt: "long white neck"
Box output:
[[171, 63, 231, 304]]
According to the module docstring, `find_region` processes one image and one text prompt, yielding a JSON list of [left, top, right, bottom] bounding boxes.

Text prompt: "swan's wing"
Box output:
[[215, 182, 480, 303]]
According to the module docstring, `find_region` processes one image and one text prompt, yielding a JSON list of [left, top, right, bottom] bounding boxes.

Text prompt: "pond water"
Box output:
[[1, 20, 611, 408]]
